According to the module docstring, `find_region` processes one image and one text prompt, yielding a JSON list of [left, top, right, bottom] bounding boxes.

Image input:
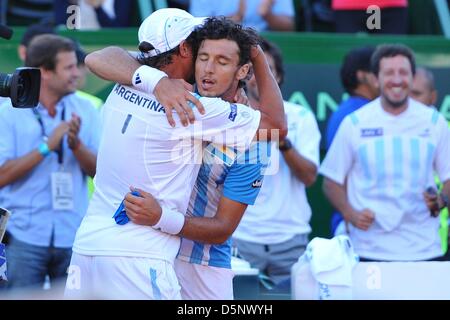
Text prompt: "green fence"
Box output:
[[2, 29, 450, 238]]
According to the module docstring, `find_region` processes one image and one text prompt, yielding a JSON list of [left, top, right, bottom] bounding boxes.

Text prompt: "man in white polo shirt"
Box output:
[[233, 39, 321, 287], [321, 44, 450, 261], [66, 9, 285, 299]]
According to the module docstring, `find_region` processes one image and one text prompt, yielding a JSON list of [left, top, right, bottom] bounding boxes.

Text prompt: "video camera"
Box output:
[[0, 24, 40, 108]]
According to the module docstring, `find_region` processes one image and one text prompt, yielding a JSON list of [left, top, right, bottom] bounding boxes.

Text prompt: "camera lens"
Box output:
[[0, 73, 12, 97], [0, 68, 40, 108], [15, 72, 27, 105]]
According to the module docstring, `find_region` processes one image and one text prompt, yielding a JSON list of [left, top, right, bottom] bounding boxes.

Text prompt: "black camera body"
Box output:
[[0, 24, 41, 108], [0, 68, 41, 108]]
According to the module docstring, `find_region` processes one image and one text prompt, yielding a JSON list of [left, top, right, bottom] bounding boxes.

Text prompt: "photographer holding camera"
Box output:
[[0, 34, 100, 292], [0, 23, 42, 109]]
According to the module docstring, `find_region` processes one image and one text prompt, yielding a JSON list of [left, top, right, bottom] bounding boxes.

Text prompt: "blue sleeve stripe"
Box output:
[[222, 191, 260, 205], [223, 162, 264, 205]]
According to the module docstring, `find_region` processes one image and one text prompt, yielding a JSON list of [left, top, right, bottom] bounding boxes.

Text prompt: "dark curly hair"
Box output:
[[136, 17, 260, 71], [260, 38, 285, 86], [340, 46, 375, 95], [191, 17, 260, 66], [371, 44, 416, 77]]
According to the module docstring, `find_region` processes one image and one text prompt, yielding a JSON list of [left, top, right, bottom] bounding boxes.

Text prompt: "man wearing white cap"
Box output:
[[122, 18, 276, 300], [66, 9, 286, 299]]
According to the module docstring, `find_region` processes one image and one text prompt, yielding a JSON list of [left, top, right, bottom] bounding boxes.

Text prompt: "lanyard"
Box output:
[[32, 105, 66, 165]]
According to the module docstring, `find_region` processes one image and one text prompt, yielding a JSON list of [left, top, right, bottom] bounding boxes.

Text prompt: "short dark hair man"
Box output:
[[411, 66, 437, 107], [0, 34, 100, 291], [321, 44, 450, 261], [326, 46, 378, 235]]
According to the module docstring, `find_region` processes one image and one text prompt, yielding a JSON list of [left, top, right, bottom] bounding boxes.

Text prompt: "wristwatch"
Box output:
[[278, 138, 292, 152]]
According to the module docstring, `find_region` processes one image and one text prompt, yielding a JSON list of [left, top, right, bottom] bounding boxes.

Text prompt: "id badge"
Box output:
[[51, 172, 74, 210]]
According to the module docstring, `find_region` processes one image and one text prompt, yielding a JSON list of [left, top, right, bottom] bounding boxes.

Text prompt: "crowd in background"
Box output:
[[0, 0, 448, 35]]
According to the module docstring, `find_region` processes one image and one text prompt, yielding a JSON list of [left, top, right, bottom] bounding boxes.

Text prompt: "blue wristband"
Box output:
[[38, 142, 50, 157]]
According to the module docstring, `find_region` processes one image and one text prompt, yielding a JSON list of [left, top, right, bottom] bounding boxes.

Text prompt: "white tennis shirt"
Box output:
[[73, 84, 260, 263]]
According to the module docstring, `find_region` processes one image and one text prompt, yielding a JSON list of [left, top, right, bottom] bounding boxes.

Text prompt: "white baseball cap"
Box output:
[[138, 8, 206, 57]]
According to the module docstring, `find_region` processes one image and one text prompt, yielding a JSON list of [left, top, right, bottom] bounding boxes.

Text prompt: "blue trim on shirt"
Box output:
[[149, 268, 162, 300], [182, 143, 269, 269], [349, 113, 359, 125], [392, 136, 403, 193], [431, 109, 439, 125], [189, 164, 212, 264], [426, 142, 436, 182], [223, 145, 267, 205], [207, 238, 232, 268], [187, 93, 202, 109], [326, 96, 369, 149], [410, 138, 421, 188], [375, 139, 386, 190], [358, 145, 371, 181]]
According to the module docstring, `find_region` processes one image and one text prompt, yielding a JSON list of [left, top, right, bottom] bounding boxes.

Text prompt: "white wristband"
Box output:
[[132, 65, 167, 94], [152, 206, 185, 235]]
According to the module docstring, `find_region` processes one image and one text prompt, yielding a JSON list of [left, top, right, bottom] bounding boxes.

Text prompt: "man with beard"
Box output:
[[233, 39, 320, 288], [410, 66, 438, 108], [320, 44, 450, 261]]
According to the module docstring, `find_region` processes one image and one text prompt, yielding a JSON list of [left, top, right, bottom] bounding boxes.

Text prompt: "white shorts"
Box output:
[[64, 252, 181, 300], [175, 259, 235, 300]]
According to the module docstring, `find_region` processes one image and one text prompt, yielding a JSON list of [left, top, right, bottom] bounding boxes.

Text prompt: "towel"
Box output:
[[112, 190, 142, 225], [0, 243, 7, 282], [305, 235, 359, 299]]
